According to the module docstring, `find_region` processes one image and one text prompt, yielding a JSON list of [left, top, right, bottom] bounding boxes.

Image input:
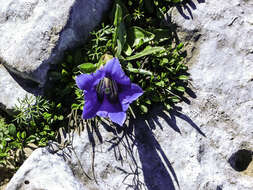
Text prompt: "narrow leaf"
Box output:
[[171, 96, 181, 103], [127, 68, 152, 76], [113, 22, 126, 50], [175, 86, 185, 92], [115, 39, 122, 57], [113, 4, 123, 26], [178, 75, 189, 80], [126, 47, 165, 60]]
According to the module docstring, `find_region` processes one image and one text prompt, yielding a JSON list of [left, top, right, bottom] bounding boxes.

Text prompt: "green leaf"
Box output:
[[113, 4, 123, 26], [176, 42, 184, 50], [71, 103, 80, 110], [165, 103, 171, 110], [127, 68, 153, 76], [61, 69, 68, 77], [126, 46, 165, 60], [123, 43, 133, 56], [160, 58, 168, 66], [178, 75, 189, 80], [145, 99, 152, 105], [17, 131, 21, 140], [29, 120, 36, 127], [170, 82, 176, 87], [156, 81, 165, 87], [172, 0, 182, 3], [8, 124, 16, 137], [140, 105, 148, 113], [53, 115, 58, 121], [127, 62, 133, 68], [56, 103, 62, 109], [43, 125, 50, 131], [78, 63, 97, 74], [58, 115, 64, 121], [21, 131, 26, 139], [127, 26, 155, 48], [171, 96, 181, 103], [39, 141, 47, 147], [113, 22, 127, 53], [138, 69, 152, 75], [175, 86, 185, 92], [161, 72, 166, 78], [9, 141, 21, 149], [1, 140, 6, 148], [112, 4, 125, 50], [43, 112, 52, 117], [26, 135, 36, 143], [0, 153, 8, 158], [115, 39, 122, 58]]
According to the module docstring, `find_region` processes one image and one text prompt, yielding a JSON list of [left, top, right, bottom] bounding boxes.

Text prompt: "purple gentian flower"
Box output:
[[76, 58, 143, 126]]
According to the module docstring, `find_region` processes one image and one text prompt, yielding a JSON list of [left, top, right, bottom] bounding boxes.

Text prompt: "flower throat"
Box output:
[[96, 77, 119, 103]]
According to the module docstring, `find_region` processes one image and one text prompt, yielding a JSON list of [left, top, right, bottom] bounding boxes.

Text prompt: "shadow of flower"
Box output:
[[102, 103, 206, 190], [133, 119, 178, 190], [175, 0, 206, 20]]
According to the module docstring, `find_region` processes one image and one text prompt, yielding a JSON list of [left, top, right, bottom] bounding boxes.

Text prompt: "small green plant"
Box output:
[[13, 95, 65, 147], [75, 0, 189, 115], [0, 0, 190, 181], [0, 95, 68, 170], [0, 118, 12, 167]]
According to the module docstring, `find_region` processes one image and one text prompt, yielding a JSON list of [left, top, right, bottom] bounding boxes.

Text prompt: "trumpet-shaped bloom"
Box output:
[[76, 58, 143, 126]]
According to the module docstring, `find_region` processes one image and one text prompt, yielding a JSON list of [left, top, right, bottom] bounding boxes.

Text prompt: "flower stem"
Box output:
[[129, 106, 136, 119]]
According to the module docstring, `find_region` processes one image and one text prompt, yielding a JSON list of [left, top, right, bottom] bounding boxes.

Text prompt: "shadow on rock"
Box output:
[[3, 64, 44, 96], [176, 0, 205, 20], [134, 106, 205, 190], [133, 119, 178, 190], [102, 103, 205, 190], [159, 108, 206, 137]]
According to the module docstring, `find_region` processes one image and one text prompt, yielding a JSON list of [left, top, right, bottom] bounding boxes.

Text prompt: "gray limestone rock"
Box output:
[[0, 65, 34, 114], [0, 0, 110, 112], [6, 0, 253, 189], [5, 148, 86, 190], [0, 0, 110, 85]]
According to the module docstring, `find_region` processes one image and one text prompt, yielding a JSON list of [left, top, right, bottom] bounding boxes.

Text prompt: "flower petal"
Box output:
[[108, 112, 126, 126], [97, 96, 122, 114], [103, 58, 130, 85], [76, 69, 104, 91], [82, 91, 101, 119], [119, 83, 143, 111]]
